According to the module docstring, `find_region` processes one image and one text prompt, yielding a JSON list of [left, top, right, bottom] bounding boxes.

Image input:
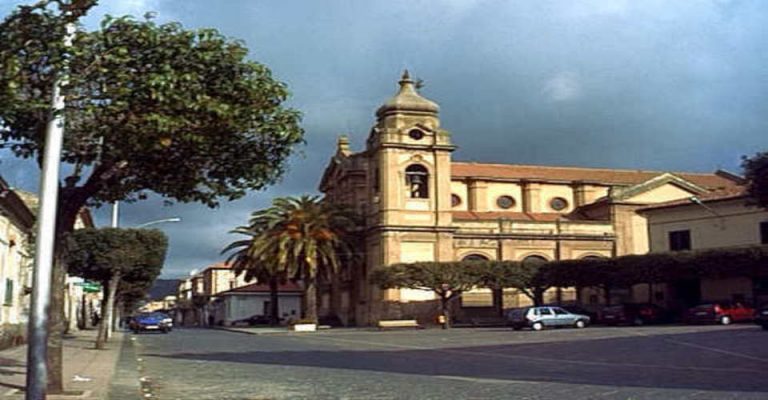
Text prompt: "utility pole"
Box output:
[[26, 20, 75, 400], [106, 201, 119, 339]]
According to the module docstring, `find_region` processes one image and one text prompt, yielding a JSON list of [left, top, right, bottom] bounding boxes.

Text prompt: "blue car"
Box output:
[[130, 312, 172, 334]]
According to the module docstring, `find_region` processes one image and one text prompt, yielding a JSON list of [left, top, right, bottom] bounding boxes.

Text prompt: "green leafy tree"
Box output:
[[743, 151, 768, 209], [0, 1, 302, 390], [475, 260, 552, 306], [227, 195, 354, 324], [63, 228, 167, 349], [371, 262, 482, 329]]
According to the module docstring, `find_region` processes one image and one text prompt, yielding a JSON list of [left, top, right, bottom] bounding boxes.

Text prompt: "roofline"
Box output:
[[637, 194, 750, 213], [452, 160, 726, 178]]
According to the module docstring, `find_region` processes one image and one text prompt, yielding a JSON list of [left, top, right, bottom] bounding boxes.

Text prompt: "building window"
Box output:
[[761, 221, 768, 244], [4, 279, 13, 306], [408, 129, 425, 140], [373, 168, 380, 192], [451, 194, 462, 208], [405, 164, 429, 199], [668, 230, 691, 251], [550, 197, 569, 211], [522, 255, 548, 267], [496, 195, 516, 209]]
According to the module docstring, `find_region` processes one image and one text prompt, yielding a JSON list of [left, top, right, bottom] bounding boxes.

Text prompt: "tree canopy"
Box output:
[[743, 151, 768, 209], [64, 227, 167, 286], [0, 0, 304, 231]]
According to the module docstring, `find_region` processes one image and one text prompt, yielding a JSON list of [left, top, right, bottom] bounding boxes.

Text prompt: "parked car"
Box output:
[[684, 302, 754, 325], [545, 304, 601, 324], [600, 303, 669, 326], [233, 314, 277, 326], [131, 312, 172, 333], [507, 306, 590, 331], [755, 304, 768, 330]]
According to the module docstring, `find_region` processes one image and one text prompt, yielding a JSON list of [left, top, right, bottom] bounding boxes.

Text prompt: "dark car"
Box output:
[[684, 302, 754, 325], [600, 303, 669, 326], [131, 312, 172, 333], [755, 304, 768, 330], [233, 314, 276, 326]]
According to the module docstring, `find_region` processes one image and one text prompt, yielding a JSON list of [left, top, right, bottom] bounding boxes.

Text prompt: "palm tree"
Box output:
[[222, 226, 286, 326], [226, 195, 355, 324]]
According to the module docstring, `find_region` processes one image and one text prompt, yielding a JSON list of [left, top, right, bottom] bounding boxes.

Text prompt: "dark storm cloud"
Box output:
[[2, 0, 767, 277]]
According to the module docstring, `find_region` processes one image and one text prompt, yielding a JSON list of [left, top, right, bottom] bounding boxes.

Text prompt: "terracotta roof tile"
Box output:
[[451, 162, 739, 190], [222, 281, 303, 294]]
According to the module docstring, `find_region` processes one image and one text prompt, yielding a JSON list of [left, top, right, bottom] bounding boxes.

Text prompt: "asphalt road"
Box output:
[[130, 324, 768, 400]]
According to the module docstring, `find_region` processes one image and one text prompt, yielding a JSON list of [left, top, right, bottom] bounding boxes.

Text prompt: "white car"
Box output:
[[507, 306, 590, 331]]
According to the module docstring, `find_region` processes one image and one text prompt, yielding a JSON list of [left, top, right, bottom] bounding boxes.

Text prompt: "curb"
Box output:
[[106, 335, 142, 400]]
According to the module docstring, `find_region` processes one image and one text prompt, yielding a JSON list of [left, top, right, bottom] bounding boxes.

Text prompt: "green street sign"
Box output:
[[75, 281, 102, 293]]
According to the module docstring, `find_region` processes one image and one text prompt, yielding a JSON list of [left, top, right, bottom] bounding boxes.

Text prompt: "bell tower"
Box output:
[[366, 70, 455, 230], [361, 71, 456, 324]]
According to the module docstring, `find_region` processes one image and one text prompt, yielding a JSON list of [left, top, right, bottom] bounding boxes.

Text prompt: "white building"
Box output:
[[211, 282, 303, 326]]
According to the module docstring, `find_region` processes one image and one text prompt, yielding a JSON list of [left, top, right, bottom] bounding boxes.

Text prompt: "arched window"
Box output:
[[462, 254, 489, 262], [522, 255, 548, 267], [405, 164, 429, 199]]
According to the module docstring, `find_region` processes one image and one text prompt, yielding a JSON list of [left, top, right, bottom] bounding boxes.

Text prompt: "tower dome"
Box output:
[[376, 70, 439, 119]]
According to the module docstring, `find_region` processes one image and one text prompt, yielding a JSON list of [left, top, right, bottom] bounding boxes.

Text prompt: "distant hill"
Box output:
[[149, 279, 179, 300]]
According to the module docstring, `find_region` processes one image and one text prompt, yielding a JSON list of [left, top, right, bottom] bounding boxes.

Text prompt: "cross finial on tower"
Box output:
[[399, 69, 413, 85]]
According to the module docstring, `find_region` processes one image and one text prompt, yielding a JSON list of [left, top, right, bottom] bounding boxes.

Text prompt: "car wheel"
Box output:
[[531, 322, 544, 331], [512, 325, 523, 331], [633, 317, 644, 326], [574, 320, 586, 329], [720, 315, 732, 325]]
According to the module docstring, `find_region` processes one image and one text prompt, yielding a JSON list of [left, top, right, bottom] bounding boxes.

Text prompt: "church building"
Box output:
[[319, 71, 742, 326]]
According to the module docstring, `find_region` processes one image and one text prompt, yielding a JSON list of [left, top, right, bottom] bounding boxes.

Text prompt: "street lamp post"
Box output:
[[26, 20, 75, 400]]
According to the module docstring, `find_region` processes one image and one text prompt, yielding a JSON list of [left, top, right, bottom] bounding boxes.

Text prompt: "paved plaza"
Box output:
[[131, 324, 768, 400]]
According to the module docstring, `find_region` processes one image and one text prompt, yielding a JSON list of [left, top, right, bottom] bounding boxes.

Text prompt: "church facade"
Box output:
[[319, 71, 742, 326]]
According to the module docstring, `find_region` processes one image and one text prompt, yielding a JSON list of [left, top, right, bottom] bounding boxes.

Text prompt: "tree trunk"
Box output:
[[603, 286, 612, 306], [47, 258, 66, 393], [97, 272, 120, 349], [439, 295, 452, 329], [95, 286, 109, 350], [304, 278, 318, 323], [330, 271, 342, 324], [269, 276, 280, 326], [647, 282, 653, 303], [493, 288, 504, 317], [533, 288, 545, 306]]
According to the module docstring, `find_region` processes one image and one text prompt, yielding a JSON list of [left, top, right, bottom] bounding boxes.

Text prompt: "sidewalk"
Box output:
[[0, 329, 134, 399]]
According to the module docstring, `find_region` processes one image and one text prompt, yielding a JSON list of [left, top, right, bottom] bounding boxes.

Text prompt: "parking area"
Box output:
[[136, 323, 768, 399]]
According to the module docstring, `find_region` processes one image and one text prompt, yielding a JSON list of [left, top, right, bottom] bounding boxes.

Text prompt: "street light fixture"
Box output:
[[135, 217, 182, 229], [689, 196, 725, 230]]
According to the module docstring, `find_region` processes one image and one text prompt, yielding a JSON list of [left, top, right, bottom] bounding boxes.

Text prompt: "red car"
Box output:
[[600, 303, 669, 326], [684, 302, 754, 325]]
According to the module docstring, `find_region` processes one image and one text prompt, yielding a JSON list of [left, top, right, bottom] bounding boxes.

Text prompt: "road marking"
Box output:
[[626, 329, 768, 364], [301, 334, 766, 374], [433, 375, 533, 385]]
